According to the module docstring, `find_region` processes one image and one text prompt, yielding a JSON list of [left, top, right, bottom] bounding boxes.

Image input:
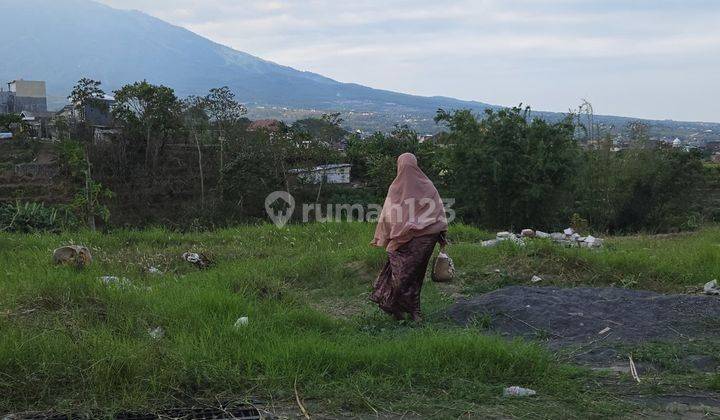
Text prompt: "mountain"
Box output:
[[0, 0, 496, 114], [0, 0, 718, 137]]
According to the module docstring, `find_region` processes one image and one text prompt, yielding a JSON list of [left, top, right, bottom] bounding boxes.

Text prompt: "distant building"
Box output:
[[20, 110, 54, 138], [53, 96, 117, 142], [58, 96, 115, 127], [289, 164, 352, 185], [705, 141, 720, 153], [672, 138, 683, 148], [0, 91, 12, 114], [2, 80, 48, 114]]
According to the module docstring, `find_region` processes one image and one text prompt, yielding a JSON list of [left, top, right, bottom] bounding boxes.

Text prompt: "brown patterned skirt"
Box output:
[[370, 233, 441, 321]]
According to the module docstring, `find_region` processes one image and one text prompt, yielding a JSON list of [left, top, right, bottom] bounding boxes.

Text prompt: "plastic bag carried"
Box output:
[[432, 246, 455, 283]]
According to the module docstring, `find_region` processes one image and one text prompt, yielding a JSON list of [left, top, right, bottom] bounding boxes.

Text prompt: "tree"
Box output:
[[346, 125, 443, 196], [182, 96, 212, 210], [112, 81, 182, 168], [291, 113, 348, 148], [69, 78, 107, 123], [436, 107, 580, 229], [204, 86, 247, 171], [67, 78, 110, 230], [0, 114, 22, 132]]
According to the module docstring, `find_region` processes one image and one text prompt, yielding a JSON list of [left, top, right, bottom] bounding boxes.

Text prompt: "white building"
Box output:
[[290, 164, 352, 185]]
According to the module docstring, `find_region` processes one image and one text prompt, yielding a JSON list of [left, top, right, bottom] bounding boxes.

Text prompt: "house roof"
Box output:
[[20, 111, 54, 120]]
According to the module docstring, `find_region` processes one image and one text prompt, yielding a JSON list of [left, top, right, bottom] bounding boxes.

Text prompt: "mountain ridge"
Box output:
[[1, 0, 718, 134]]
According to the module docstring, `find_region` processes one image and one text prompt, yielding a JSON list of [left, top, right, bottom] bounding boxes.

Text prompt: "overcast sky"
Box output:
[[97, 0, 719, 122]]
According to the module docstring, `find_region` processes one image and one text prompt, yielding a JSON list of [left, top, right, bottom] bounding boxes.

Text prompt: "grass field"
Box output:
[[2, 223, 720, 418]]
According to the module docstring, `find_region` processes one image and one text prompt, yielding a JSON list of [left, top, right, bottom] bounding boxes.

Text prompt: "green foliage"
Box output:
[[436, 107, 580, 229], [575, 144, 706, 232], [56, 139, 86, 180], [0, 223, 620, 417], [69, 78, 107, 117], [204, 86, 247, 128], [346, 125, 444, 195], [0, 202, 76, 233], [0, 114, 22, 131], [220, 132, 288, 217], [70, 179, 114, 225], [291, 113, 348, 147], [112, 81, 182, 167], [56, 139, 114, 227]]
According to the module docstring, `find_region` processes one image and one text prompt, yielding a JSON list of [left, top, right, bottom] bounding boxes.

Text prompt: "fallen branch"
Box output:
[[629, 355, 641, 383], [294, 377, 311, 419]]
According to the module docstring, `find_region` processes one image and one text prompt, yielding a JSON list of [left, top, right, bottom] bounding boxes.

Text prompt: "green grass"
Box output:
[[2, 223, 720, 417]]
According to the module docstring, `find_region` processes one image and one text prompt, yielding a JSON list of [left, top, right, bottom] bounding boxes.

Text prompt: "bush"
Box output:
[[0, 202, 77, 233], [575, 144, 706, 233], [436, 107, 580, 230]]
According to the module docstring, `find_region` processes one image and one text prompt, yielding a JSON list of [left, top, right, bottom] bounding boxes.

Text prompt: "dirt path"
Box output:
[[448, 286, 720, 417], [447, 286, 720, 365]]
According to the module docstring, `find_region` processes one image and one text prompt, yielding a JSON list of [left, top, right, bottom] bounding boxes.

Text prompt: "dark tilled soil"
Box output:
[[447, 286, 720, 364]]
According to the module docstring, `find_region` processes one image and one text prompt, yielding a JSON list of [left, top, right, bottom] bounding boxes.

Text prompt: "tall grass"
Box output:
[[4, 222, 712, 415]]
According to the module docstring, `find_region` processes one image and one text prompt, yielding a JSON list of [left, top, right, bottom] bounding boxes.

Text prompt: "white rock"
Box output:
[[531, 275, 543, 283], [482, 239, 499, 248], [148, 326, 165, 339], [235, 317, 250, 328], [496, 231, 512, 239], [563, 227, 575, 236], [535, 231, 550, 239], [704, 280, 720, 295], [521, 229, 535, 238], [551, 233, 565, 241]]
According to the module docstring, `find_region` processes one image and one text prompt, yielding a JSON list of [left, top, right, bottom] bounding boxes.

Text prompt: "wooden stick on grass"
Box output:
[[294, 377, 311, 419]]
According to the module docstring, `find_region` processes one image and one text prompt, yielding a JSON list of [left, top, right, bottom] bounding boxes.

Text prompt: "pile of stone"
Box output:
[[482, 228, 603, 249]]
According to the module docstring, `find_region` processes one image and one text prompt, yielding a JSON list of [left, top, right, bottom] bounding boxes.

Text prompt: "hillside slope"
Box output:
[[0, 0, 495, 114], [1, 0, 718, 136]]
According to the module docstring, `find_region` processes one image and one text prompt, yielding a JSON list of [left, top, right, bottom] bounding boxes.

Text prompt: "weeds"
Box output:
[[1, 223, 719, 416]]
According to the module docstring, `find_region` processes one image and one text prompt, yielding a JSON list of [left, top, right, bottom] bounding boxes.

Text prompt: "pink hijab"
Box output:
[[372, 153, 448, 252]]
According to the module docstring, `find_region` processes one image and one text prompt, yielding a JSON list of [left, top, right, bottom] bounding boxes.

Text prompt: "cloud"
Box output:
[[95, 0, 720, 121]]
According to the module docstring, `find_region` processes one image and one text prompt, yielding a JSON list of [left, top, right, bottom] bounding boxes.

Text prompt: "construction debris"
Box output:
[[482, 228, 604, 249], [182, 252, 212, 269], [503, 386, 537, 397], [99, 276, 132, 288], [52, 245, 93, 268]]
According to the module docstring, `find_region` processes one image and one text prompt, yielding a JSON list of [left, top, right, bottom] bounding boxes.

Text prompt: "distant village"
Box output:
[[2, 78, 720, 167]]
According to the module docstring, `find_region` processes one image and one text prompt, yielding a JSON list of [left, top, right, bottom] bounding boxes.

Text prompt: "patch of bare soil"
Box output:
[[448, 286, 720, 417], [447, 286, 720, 365]]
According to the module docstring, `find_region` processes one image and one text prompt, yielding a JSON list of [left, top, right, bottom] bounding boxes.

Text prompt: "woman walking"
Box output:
[[370, 153, 448, 322]]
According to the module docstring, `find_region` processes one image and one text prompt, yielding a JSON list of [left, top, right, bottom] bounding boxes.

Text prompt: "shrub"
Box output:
[[436, 107, 580, 230], [0, 202, 77, 233]]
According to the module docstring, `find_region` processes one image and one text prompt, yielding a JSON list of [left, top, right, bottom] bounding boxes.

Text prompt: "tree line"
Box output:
[[1, 78, 711, 233]]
